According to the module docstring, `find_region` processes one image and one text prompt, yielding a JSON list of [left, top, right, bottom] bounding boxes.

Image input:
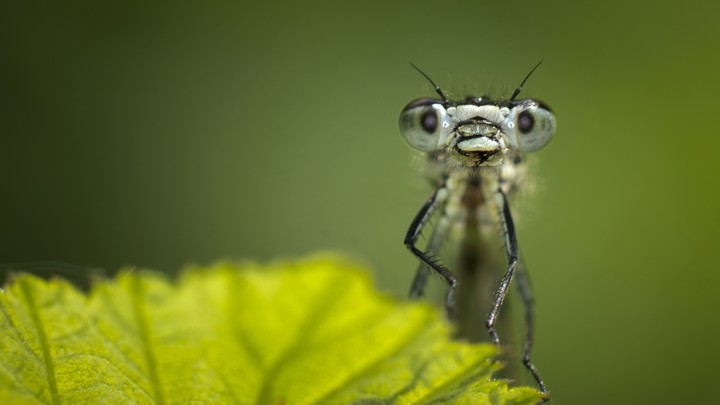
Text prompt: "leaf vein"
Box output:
[[412, 356, 492, 405], [254, 271, 350, 405], [18, 278, 60, 405], [54, 352, 153, 400], [310, 309, 433, 405], [0, 295, 44, 364], [129, 275, 165, 405]]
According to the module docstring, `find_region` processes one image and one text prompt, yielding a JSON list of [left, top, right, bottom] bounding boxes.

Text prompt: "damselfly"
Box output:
[[399, 62, 555, 399]]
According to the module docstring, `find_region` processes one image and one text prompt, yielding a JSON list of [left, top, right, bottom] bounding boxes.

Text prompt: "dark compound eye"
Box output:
[[420, 110, 438, 133], [399, 99, 448, 152], [518, 110, 535, 133], [508, 103, 556, 152]]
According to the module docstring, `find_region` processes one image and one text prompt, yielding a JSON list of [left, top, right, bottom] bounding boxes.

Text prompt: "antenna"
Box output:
[[409, 62, 448, 102], [510, 60, 543, 101]]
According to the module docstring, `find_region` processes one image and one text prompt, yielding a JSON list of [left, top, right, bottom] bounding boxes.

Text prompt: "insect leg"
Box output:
[[486, 189, 518, 345], [515, 257, 549, 397], [409, 205, 452, 299], [408, 262, 430, 299], [404, 184, 457, 317]]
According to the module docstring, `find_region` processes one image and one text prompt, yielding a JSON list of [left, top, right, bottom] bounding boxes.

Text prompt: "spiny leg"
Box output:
[[404, 184, 457, 317], [486, 188, 518, 345], [409, 207, 452, 300], [408, 261, 430, 300], [515, 256, 549, 398], [489, 189, 549, 401]]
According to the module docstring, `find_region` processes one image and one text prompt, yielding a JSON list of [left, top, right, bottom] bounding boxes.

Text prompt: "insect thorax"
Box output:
[[423, 150, 526, 196]]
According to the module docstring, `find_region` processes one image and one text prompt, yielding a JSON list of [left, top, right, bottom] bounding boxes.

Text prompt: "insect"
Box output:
[[399, 62, 555, 399]]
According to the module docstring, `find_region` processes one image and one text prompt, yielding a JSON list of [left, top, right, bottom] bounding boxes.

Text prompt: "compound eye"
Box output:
[[507, 101, 556, 152], [399, 98, 447, 152]]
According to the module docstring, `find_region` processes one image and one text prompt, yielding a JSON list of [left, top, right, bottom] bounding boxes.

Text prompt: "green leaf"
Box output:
[[0, 255, 544, 404]]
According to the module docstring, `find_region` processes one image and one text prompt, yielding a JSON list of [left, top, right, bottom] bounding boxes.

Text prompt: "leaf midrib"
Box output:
[[129, 275, 165, 405], [308, 309, 433, 405], [254, 271, 351, 405], [19, 278, 59, 405]]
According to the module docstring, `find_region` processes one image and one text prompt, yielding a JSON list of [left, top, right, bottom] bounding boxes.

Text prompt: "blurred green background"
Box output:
[[2, 1, 719, 403]]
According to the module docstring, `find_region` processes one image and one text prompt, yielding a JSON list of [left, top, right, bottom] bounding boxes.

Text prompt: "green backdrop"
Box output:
[[2, 1, 719, 403]]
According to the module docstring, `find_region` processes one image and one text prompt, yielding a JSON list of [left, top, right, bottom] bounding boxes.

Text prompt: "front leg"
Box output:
[[408, 209, 452, 300], [404, 184, 457, 318], [515, 257, 549, 398], [486, 188, 518, 345]]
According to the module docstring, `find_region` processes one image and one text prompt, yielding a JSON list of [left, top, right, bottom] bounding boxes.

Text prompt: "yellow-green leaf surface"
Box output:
[[0, 255, 543, 404]]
